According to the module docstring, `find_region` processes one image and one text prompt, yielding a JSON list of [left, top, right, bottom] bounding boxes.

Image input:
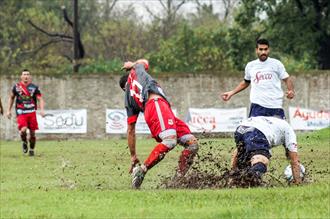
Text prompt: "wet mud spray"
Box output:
[[158, 139, 315, 189]]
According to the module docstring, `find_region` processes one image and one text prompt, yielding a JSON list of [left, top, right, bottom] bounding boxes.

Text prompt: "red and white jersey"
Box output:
[[12, 82, 42, 115], [240, 116, 298, 152], [124, 63, 168, 124], [245, 57, 289, 108]]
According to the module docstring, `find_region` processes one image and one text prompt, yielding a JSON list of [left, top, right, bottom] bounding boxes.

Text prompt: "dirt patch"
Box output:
[[159, 140, 312, 189]]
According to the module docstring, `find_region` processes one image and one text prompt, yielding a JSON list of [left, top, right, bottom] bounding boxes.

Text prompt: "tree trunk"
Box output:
[[73, 0, 79, 73], [317, 36, 330, 69]]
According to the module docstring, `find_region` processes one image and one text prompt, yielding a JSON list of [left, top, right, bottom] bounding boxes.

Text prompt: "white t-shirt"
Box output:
[[240, 116, 298, 152], [245, 57, 289, 108]]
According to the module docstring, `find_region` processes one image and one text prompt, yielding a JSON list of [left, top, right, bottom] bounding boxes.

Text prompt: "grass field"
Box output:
[[1, 128, 329, 219]]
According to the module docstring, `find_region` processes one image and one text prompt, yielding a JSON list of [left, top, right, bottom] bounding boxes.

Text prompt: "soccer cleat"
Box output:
[[131, 166, 145, 189], [22, 142, 28, 154], [29, 150, 35, 157]]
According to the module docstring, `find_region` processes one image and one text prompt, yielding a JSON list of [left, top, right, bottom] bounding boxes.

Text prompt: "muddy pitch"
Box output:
[[159, 140, 311, 189]]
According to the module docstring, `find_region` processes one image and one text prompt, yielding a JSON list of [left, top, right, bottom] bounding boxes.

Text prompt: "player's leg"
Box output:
[[143, 98, 178, 171], [131, 98, 177, 189], [17, 115, 28, 154], [249, 153, 270, 177], [29, 130, 36, 156], [27, 112, 39, 156], [231, 127, 271, 186], [176, 118, 198, 177], [143, 129, 177, 170], [131, 129, 177, 189], [244, 129, 271, 177]]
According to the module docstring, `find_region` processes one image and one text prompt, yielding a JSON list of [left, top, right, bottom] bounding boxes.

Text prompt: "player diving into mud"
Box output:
[[230, 116, 303, 186], [119, 59, 199, 189]]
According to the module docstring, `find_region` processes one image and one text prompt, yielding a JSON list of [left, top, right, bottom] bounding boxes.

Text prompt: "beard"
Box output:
[[258, 54, 268, 61]]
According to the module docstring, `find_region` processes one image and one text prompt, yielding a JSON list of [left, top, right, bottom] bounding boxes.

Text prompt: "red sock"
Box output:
[[177, 149, 194, 176], [144, 143, 171, 170]]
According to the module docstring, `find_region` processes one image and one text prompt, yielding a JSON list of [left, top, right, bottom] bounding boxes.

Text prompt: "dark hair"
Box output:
[[256, 38, 269, 48], [22, 69, 30, 73], [119, 73, 129, 90]]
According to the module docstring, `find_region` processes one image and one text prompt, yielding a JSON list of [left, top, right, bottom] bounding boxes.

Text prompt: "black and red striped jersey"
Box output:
[[12, 82, 42, 115], [124, 63, 168, 124]]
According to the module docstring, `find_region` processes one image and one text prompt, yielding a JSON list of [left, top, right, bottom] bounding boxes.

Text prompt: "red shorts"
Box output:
[[16, 112, 39, 131], [144, 97, 191, 142]]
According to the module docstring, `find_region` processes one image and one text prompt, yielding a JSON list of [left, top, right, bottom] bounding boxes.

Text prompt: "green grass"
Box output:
[[1, 128, 329, 219]]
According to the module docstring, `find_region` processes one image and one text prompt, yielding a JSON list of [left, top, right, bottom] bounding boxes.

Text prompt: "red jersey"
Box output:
[[124, 63, 168, 124], [12, 82, 42, 115]]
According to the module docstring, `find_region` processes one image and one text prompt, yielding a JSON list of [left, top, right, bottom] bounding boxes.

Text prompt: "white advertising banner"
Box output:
[[185, 108, 247, 132], [36, 109, 87, 133], [289, 107, 330, 130], [106, 109, 149, 134], [106, 109, 177, 134]]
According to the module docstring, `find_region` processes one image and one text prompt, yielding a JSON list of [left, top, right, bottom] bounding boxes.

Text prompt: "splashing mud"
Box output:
[[159, 140, 312, 189]]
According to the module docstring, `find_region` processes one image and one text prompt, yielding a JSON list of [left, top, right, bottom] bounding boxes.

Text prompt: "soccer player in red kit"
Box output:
[[119, 59, 199, 189], [6, 69, 45, 156]]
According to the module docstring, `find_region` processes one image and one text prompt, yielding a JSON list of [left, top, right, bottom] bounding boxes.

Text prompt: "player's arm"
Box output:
[[287, 151, 301, 185], [230, 148, 238, 170], [6, 91, 15, 119], [283, 77, 295, 99], [37, 95, 45, 117], [127, 122, 139, 173], [221, 80, 250, 101], [285, 125, 301, 185], [0, 98, 3, 115]]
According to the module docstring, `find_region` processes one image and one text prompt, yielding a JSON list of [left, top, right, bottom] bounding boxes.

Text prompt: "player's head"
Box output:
[[119, 73, 129, 91], [256, 38, 270, 62], [121, 61, 135, 71], [135, 59, 149, 71], [21, 69, 31, 84]]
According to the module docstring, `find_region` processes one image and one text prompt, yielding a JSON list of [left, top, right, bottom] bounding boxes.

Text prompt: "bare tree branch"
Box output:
[[61, 6, 73, 27], [61, 5, 84, 59], [174, 0, 186, 14], [145, 5, 161, 20], [108, 0, 118, 12], [28, 19, 73, 39], [21, 39, 66, 55], [195, 0, 201, 8], [158, 0, 166, 9], [222, 0, 230, 20], [221, 0, 239, 21]]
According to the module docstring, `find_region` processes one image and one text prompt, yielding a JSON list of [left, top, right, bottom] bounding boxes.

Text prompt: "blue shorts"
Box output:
[[234, 126, 271, 169], [249, 103, 285, 119]]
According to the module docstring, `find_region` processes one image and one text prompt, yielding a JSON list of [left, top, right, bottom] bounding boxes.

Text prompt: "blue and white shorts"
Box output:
[[234, 125, 271, 169], [249, 103, 285, 119]]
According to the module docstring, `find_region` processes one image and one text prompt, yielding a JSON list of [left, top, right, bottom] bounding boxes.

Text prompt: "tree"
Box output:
[[145, 0, 187, 39], [187, 0, 220, 26], [27, 1, 85, 72], [148, 23, 231, 73], [234, 0, 330, 69], [291, 0, 329, 69], [220, 0, 239, 22]]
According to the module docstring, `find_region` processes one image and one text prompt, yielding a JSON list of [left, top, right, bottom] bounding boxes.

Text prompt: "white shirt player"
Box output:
[[245, 57, 289, 108], [240, 116, 298, 152]]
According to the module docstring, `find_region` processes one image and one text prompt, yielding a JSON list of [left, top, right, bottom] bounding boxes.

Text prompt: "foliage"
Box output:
[[149, 23, 232, 73], [78, 58, 122, 74], [0, 0, 328, 75], [0, 128, 329, 218], [234, 0, 329, 69]]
